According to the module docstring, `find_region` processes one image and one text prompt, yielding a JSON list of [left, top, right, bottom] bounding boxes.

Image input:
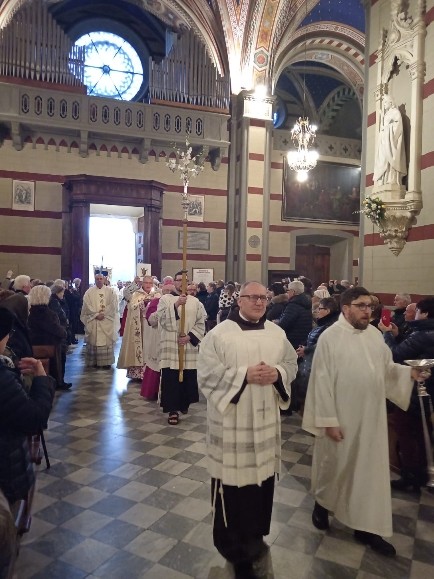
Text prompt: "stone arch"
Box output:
[[273, 23, 365, 101]]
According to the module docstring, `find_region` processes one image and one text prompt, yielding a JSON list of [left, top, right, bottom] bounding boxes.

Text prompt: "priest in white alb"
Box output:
[[197, 281, 297, 577], [81, 273, 120, 369], [157, 271, 205, 425], [302, 286, 426, 558]]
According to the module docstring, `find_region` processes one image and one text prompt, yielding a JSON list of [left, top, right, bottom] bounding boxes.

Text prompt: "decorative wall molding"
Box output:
[[0, 81, 230, 167], [372, 0, 426, 255]]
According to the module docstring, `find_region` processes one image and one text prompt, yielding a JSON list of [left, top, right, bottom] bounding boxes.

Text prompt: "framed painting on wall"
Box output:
[[12, 180, 35, 211], [187, 195, 205, 222], [282, 160, 361, 224]]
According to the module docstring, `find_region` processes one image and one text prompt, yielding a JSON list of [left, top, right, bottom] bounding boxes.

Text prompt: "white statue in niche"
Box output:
[[373, 94, 407, 187]]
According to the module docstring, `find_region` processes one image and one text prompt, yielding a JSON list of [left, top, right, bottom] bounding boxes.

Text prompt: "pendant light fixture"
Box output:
[[287, 0, 319, 182]]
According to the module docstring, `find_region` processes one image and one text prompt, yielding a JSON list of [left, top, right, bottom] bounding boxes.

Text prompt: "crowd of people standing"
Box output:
[[1, 267, 433, 579]]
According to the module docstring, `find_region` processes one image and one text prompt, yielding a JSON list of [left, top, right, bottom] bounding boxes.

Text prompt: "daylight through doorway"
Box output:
[[89, 215, 136, 282]]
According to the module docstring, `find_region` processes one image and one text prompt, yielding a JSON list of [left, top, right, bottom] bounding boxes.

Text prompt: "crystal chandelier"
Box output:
[[287, 0, 319, 183], [287, 117, 319, 182]]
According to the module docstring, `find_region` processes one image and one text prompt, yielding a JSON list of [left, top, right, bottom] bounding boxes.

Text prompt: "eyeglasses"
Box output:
[[350, 303, 375, 311], [239, 294, 268, 303], [317, 307, 329, 311]]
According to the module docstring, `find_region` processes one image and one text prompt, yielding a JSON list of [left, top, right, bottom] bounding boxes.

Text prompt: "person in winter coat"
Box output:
[[196, 282, 208, 306], [276, 280, 313, 349], [379, 296, 434, 491], [28, 285, 69, 389], [28, 285, 68, 346], [295, 297, 340, 410], [0, 291, 33, 362], [266, 282, 289, 322], [0, 309, 55, 506]]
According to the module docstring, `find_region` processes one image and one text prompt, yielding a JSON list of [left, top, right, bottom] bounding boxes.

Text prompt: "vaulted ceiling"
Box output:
[[0, 0, 366, 136]]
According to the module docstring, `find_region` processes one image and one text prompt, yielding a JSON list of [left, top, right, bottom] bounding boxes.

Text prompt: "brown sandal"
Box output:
[[168, 412, 179, 425]]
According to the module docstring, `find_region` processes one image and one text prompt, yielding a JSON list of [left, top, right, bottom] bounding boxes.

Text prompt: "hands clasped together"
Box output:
[[17, 357, 46, 377], [246, 361, 278, 386]]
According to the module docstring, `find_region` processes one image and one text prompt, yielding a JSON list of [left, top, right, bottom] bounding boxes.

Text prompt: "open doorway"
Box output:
[[89, 205, 142, 282]]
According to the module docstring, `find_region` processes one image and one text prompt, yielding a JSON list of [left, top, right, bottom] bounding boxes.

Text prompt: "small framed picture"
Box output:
[[192, 268, 214, 285], [187, 195, 204, 222], [12, 180, 35, 211]]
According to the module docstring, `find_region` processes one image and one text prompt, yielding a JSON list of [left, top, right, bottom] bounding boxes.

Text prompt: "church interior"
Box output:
[[1, 0, 434, 578]]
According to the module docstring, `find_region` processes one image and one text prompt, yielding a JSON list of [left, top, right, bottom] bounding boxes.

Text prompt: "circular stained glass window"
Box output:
[[74, 32, 144, 101]]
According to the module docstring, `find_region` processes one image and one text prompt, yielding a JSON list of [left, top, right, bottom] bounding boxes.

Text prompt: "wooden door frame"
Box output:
[[289, 228, 354, 283], [62, 175, 166, 290]]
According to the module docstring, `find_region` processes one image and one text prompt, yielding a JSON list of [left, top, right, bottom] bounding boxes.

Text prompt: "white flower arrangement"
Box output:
[[355, 196, 386, 227]]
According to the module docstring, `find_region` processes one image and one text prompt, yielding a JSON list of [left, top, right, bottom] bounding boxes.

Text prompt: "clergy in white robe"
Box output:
[[197, 281, 297, 573], [117, 276, 155, 380], [81, 274, 120, 368], [302, 287, 420, 556], [157, 281, 205, 421]]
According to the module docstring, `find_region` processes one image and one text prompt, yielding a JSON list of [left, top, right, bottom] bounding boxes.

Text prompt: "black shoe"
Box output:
[[391, 477, 421, 493], [354, 530, 396, 557], [391, 468, 425, 493], [57, 382, 72, 391], [233, 562, 257, 579], [312, 501, 329, 530]]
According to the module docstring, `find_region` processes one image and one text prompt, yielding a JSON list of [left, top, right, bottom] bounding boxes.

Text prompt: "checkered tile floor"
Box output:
[[15, 339, 434, 578]]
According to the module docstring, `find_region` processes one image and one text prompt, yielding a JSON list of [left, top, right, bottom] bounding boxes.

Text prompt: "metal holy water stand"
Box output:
[[167, 135, 204, 381], [405, 359, 434, 488]]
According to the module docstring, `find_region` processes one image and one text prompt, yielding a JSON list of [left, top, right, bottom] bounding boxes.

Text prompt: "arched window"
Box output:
[[74, 31, 144, 101]]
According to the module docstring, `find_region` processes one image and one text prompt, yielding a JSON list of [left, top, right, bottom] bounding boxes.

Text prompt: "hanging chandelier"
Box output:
[[287, 117, 319, 182], [287, 0, 319, 183]]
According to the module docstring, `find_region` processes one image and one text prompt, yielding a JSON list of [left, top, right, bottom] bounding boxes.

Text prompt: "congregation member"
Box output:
[[196, 282, 208, 306], [276, 280, 312, 349], [81, 274, 119, 369], [379, 297, 434, 491], [303, 287, 424, 557], [64, 278, 82, 341], [0, 308, 55, 507], [197, 281, 297, 578], [0, 290, 33, 362], [217, 282, 237, 323], [117, 275, 155, 380], [265, 282, 288, 322], [28, 285, 69, 390], [12, 275, 31, 296], [296, 296, 340, 412], [157, 271, 205, 425], [204, 281, 219, 332], [392, 292, 412, 332]]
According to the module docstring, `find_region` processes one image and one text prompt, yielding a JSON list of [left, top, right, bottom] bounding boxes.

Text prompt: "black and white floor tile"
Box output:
[[14, 340, 434, 578]]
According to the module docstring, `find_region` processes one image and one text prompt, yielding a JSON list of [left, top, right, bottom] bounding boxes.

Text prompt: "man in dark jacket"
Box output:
[[277, 280, 313, 349], [205, 282, 219, 332], [379, 297, 434, 491], [0, 309, 55, 506], [392, 293, 412, 331]]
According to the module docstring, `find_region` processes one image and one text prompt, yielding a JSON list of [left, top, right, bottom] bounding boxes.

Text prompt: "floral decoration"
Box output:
[[356, 196, 386, 227]]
